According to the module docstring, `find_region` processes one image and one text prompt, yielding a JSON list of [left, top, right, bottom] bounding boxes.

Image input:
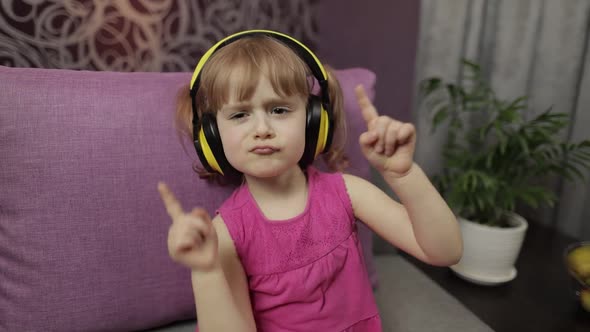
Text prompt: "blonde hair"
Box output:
[[175, 35, 348, 185]]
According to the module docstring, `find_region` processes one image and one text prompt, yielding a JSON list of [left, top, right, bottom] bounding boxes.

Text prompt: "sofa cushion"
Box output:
[[0, 65, 376, 331]]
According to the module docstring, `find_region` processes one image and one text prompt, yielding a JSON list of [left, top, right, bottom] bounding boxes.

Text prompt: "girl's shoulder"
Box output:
[[308, 167, 355, 220], [310, 166, 349, 191], [214, 184, 252, 250], [307, 165, 345, 186], [216, 183, 250, 214]]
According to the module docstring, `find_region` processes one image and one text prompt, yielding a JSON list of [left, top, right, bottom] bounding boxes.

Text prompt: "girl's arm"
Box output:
[[349, 85, 462, 266], [191, 215, 256, 332], [344, 167, 462, 266], [157, 183, 255, 331]]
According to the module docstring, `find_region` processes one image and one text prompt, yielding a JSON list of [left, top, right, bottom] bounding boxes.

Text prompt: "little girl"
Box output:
[[158, 30, 462, 332]]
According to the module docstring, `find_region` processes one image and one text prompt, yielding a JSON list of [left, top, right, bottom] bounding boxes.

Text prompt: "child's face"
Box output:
[[216, 74, 307, 179]]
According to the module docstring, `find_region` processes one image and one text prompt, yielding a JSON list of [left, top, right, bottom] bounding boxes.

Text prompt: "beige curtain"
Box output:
[[414, 0, 590, 239]]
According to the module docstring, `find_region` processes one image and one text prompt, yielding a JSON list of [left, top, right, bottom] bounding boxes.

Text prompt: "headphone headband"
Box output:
[[190, 29, 328, 96]]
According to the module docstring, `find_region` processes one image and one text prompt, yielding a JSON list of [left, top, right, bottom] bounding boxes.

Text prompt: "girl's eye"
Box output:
[[229, 112, 247, 120], [271, 107, 290, 115]]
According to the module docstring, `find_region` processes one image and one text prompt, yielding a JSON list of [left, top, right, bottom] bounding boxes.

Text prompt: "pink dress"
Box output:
[[199, 166, 381, 331]]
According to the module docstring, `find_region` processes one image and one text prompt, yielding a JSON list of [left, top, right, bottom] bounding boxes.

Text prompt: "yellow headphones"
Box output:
[[190, 29, 334, 180]]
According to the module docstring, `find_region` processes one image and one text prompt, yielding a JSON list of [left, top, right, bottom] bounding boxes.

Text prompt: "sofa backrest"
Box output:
[[0, 65, 376, 331]]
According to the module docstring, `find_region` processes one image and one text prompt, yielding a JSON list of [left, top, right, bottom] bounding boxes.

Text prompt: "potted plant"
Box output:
[[419, 60, 590, 285]]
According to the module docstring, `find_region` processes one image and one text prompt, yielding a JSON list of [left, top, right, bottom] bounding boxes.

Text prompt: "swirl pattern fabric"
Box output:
[[0, 0, 319, 71]]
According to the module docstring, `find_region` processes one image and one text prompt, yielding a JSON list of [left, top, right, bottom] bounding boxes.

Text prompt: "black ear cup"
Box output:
[[195, 113, 242, 181], [300, 95, 325, 168]]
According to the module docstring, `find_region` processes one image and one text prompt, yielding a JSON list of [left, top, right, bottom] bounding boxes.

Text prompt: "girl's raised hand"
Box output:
[[157, 182, 219, 271], [355, 85, 416, 178]]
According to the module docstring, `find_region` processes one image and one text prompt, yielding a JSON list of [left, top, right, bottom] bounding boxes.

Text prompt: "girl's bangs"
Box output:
[[197, 36, 311, 113]]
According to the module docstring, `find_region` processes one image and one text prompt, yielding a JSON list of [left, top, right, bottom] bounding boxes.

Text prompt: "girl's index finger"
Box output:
[[355, 85, 379, 126], [157, 182, 184, 221]]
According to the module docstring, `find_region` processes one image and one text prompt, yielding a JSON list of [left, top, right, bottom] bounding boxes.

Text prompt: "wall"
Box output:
[[316, 0, 420, 123], [316, 1, 421, 253], [0, 0, 318, 71]]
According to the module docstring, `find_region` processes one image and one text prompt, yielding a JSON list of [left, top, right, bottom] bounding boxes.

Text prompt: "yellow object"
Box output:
[[315, 109, 328, 157], [574, 263, 590, 279], [568, 246, 590, 280], [199, 129, 223, 175], [581, 289, 590, 312]]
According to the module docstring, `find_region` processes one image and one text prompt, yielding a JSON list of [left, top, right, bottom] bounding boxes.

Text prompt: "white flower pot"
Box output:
[[450, 213, 528, 286]]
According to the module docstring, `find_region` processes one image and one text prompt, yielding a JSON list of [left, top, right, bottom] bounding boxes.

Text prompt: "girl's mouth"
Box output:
[[251, 146, 278, 155]]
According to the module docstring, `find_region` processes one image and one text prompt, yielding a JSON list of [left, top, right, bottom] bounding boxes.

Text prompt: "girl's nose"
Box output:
[[254, 114, 275, 139]]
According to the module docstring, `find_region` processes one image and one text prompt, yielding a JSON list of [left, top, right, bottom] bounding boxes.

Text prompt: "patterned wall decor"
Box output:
[[0, 0, 319, 71]]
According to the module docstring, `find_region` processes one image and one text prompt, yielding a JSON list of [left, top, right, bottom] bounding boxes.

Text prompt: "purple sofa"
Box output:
[[1, 65, 495, 332], [0, 65, 377, 331]]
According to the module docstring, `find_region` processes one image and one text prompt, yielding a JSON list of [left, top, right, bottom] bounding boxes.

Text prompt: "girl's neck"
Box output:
[[245, 166, 307, 200], [244, 166, 309, 220]]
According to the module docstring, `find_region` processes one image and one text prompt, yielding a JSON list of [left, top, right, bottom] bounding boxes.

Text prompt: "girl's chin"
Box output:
[[243, 168, 285, 179], [238, 163, 300, 179]]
